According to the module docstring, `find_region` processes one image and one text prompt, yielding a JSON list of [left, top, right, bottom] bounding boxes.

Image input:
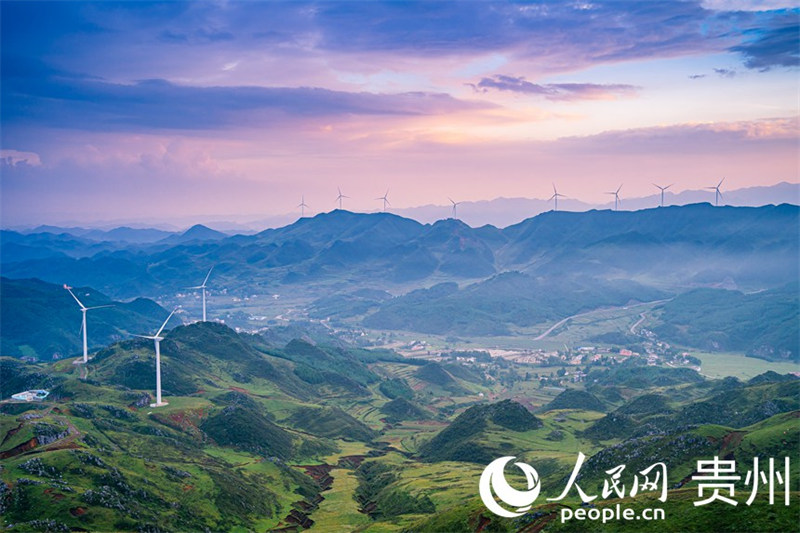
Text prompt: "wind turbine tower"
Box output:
[[707, 178, 724, 206], [135, 308, 178, 407], [653, 183, 672, 207], [64, 284, 113, 364], [298, 195, 309, 217], [549, 183, 567, 212], [606, 184, 623, 211], [335, 187, 350, 210], [448, 197, 462, 219], [188, 267, 214, 322], [376, 189, 390, 212]]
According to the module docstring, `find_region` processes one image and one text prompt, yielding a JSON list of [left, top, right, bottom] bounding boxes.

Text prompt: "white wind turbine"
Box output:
[[376, 189, 390, 212], [188, 267, 214, 322], [64, 284, 113, 364], [298, 195, 309, 217], [135, 308, 178, 407], [448, 197, 462, 219], [707, 178, 724, 206], [606, 184, 623, 211], [335, 187, 350, 210], [548, 183, 567, 212], [653, 183, 672, 207]]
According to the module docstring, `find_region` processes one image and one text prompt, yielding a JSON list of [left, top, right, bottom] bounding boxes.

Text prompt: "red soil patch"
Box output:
[[69, 507, 87, 517], [44, 488, 65, 500], [0, 437, 38, 459]]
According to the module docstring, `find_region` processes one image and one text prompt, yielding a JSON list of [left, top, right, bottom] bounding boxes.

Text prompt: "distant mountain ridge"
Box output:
[[2, 204, 796, 299], [5, 182, 797, 233]]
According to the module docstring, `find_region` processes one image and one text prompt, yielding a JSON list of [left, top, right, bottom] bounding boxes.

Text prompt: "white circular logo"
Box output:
[[479, 456, 541, 518]]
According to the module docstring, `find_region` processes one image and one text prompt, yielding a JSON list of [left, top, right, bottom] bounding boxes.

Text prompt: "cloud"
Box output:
[[471, 75, 639, 101], [0, 149, 42, 167], [3, 1, 797, 93], [729, 13, 800, 69], [689, 73, 707, 79], [1, 63, 491, 133], [552, 116, 798, 155], [713, 68, 737, 77]]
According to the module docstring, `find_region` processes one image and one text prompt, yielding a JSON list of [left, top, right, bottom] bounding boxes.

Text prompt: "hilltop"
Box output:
[[0, 277, 167, 361]]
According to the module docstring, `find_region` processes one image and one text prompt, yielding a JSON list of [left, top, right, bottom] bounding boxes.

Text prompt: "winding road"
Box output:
[[534, 298, 670, 341]]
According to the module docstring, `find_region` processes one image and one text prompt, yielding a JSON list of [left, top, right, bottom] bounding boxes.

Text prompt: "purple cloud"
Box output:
[[2, 63, 491, 133], [729, 13, 800, 70], [714, 68, 737, 77], [471, 75, 639, 101]]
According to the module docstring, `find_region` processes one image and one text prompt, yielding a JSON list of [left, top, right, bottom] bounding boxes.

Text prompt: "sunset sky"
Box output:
[[1, 0, 798, 226]]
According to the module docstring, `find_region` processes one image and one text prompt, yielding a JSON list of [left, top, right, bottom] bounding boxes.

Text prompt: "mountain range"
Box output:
[[2, 203, 796, 296], [1, 203, 797, 361], [5, 182, 798, 234]]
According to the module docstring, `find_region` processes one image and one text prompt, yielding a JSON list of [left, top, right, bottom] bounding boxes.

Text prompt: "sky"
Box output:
[[1, 0, 798, 227]]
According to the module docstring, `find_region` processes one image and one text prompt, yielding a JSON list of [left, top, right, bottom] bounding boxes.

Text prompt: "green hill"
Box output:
[[364, 272, 667, 336], [0, 277, 167, 361], [418, 400, 542, 464], [380, 397, 428, 423], [287, 406, 377, 442], [652, 284, 799, 362], [615, 393, 672, 416], [541, 389, 606, 412]]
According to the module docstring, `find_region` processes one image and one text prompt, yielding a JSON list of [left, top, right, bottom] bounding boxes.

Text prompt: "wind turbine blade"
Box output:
[[552, 183, 557, 194], [718, 178, 724, 188], [548, 194, 556, 201], [187, 285, 204, 289], [85, 304, 114, 311], [79, 318, 84, 336], [616, 184, 623, 193], [133, 334, 157, 339], [155, 308, 178, 338], [65, 287, 86, 309], [202, 266, 214, 287], [666, 183, 673, 189]]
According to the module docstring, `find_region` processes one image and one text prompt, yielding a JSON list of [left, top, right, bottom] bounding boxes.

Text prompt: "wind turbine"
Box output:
[[188, 267, 213, 322], [335, 187, 350, 210], [653, 183, 672, 207], [706, 178, 724, 206], [606, 184, 622, 211], [297, 195, 309, 217], [376, 189, 390, 212], [448, 197, 462, 219], [64, 284, 113, 364], [135, 308, 178, 407], [548, 183, 567, 212]]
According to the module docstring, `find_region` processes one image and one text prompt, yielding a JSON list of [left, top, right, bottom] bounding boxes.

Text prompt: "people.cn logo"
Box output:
[[479, 456, 541, 518]]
